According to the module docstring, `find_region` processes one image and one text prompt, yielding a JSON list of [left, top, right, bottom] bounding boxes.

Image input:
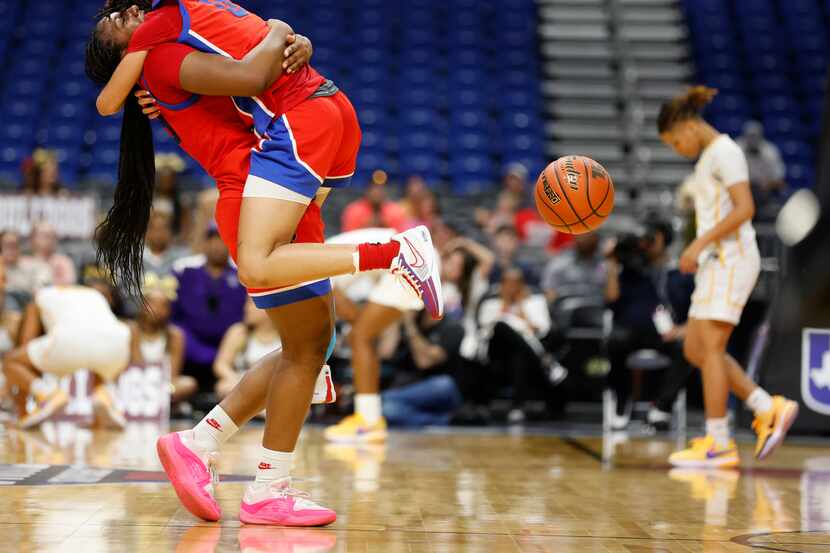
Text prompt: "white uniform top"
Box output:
[[35, 286, 121, 332], [691, 135, 759, 263], [235, 334, 282, 373], [140, 333, 168, 365]]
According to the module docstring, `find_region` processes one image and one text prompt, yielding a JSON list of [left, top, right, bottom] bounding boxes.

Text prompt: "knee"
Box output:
[[284, 324, 333, 371], [236, 256, 270, 289]]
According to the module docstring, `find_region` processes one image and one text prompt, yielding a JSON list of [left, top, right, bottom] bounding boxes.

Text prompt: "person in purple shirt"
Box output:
[[173, 225, 247, 394]]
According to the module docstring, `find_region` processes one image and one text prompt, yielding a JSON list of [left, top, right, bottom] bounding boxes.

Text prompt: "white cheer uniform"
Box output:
[[328, 228, 424, 312], [688, 135, 761, 325], [27, 286, 131, 381]]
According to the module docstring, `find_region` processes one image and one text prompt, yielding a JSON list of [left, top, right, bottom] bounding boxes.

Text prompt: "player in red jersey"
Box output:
[[85, 0, 443, 526]]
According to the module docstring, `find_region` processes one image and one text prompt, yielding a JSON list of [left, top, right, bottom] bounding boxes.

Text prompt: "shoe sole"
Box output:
[[240, 507, 336, 527], [757, 401, 799, 461], [18, 394, 69, 429], [323, 430, 388, 444], [157, 434, 221, 522], [92, 397, 126, 430], [668, 455, 740, 469]]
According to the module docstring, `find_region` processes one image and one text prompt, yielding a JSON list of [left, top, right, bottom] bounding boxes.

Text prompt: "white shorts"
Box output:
[[688, 253, 760, 325], [27, 322, 131, 381]]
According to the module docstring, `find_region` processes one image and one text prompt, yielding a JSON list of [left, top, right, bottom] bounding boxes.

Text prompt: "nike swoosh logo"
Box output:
[[706, 449, 735, 459], [403, 236, 426, 269]]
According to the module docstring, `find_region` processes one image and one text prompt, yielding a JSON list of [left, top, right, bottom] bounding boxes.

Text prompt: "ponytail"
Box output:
[[85, 1, 156, 299], [657, 85, 718, 133]]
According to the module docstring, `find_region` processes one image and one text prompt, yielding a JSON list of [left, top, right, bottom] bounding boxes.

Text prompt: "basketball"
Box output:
[[534, 155, 615, 234]]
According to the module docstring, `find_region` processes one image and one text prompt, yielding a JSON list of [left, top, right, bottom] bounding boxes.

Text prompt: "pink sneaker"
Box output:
[[157, 431, 221, 521], [240, 479, 336, 527]]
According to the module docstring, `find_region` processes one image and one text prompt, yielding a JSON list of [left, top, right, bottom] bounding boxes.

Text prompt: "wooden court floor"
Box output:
[[0, 422, 829, 553]]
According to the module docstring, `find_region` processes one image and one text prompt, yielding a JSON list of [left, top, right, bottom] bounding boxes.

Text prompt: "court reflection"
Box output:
[[172, 526, 337, 553]]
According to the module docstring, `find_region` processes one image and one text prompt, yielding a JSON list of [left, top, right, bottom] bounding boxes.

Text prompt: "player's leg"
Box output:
[[4, 338, 69, 428], [240, 293, 337, 526], [89, 323, 132, 430], [670, 318, 739, 467], [325, 302, 402, 443]]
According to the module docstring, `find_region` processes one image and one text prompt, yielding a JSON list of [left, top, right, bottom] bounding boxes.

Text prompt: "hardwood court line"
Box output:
[[731, 531, 830, 553], [559, 437, 603, 462]]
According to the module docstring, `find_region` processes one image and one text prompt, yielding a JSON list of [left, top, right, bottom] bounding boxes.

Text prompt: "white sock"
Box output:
[[355, 393, 382, 424], [254, 448, 293, 485], [192, 405, 238, 451], [745, 387, 774, 415], [705, 417, 731, 448]]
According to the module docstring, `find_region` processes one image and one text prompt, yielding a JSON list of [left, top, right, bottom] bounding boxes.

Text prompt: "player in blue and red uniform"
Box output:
[[85, 0, 444, 526]]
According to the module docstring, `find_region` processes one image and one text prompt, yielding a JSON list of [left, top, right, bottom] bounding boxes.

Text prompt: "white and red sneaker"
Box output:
[[312, 365, 336, 404], [157, 431, 221, 521], [240, 478, 336, 527], [390, 225, 444, 320]]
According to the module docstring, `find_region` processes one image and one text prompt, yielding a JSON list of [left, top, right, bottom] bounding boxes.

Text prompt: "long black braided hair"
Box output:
[[85, 0, 155, 300]]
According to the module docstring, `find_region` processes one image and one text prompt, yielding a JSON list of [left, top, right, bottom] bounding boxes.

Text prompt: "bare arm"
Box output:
[[179, 19, 295, 97], [605, 259, 621, 303], [17, 303, 43, 346], [168, 325, 185, 378], [129, 322, 143, 364], [213, 324, 246, 380], [446, 237, 496, 276], [97, 51, 148, 115], [402, 315, 447, 370]]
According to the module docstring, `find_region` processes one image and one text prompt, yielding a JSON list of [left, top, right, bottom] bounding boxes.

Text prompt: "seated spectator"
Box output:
[[190, 188, 220, 254], [605, 218, 695, 430], [0, 260, 22, 407], [143, 211, 187, 276], [474, 267, 554, 422], [341, 172, 409, 232], [542, 232, 607, 302], [382, 309, 466, 427], [213, 298, 281, 398], [441, 236, 494, 324], [26, 222, 77, 286], [154, 153, 192, 242], [488, 225, 538, 286], [129, 273, 197, 405], [398, 175, 429, 220], [737, 120, 786, 220], [20, 149, 63, 196], [3, 278, 130, 429], [1, 230, 52, 298], [172, 226, 247, 394]]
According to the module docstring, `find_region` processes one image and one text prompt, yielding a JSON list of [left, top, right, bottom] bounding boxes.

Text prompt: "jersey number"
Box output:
[[198, 0, 247, 17]]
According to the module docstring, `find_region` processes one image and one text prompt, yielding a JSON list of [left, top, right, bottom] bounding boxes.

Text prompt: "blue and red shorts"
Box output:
[[215, 91, 361, 309]]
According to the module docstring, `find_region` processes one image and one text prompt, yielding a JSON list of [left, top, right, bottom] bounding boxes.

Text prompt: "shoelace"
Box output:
[[206, 452, 220, 492], [268, 481, 312, 500], [392, 263, 423, 299]]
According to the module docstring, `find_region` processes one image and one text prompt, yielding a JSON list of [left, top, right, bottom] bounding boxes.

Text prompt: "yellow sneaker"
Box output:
[[668, 435, 740, 468], [753, 395, 799, 461], [18, 389, 69, 429], [323, 413, 387, 444]]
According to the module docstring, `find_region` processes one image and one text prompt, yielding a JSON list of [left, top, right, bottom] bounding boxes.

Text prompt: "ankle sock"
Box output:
[[254, 448, 294, 485], [355, 393, 382, 424], [705, 417, 731, 449], [745, 387, 774, 416], [192, 405, 238, 451]]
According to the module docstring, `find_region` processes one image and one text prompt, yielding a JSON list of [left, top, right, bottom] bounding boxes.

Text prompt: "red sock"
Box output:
[[357, 241, 400, 271]]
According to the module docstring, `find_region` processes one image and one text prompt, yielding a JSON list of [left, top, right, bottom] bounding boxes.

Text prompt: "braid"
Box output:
[[657, 86, 719, 133], [84, 0, 156, 300]]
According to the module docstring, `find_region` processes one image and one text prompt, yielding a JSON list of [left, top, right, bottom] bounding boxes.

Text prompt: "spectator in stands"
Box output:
[[154, 153, 193, 243], [441, 236, 494, 322], [475, 267, 553, 423], [213, 298, 281, 399], [26, 222, 76, 286], [0, 259, 22, 409], [737, 121, 787, 221], [502, 162, 529, 201], [488, 225, 537, 286], [341, 171, 409, 232], [20, 149, 63, 196], [604, 217, 695, 430], [172, 225, 247, 394], [381, 308, 466, 427], [190, 188, 220, 254], [129, 273, 197, 405], [398, 175, 429, 220], [541, 232, 607, 302], [143, 211, 186, 276], [0, 230, 52, 298]]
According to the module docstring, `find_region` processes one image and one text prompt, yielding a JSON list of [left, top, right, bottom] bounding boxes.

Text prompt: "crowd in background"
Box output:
[[0, 130, 790, 426]]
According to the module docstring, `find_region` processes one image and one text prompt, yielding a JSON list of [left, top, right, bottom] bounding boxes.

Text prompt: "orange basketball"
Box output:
[[534, 155, 615, 234]]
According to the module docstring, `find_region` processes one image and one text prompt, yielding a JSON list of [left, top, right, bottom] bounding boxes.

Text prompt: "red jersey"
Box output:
[[128, 0, 324, 119], [141, 42, 254, 197]]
